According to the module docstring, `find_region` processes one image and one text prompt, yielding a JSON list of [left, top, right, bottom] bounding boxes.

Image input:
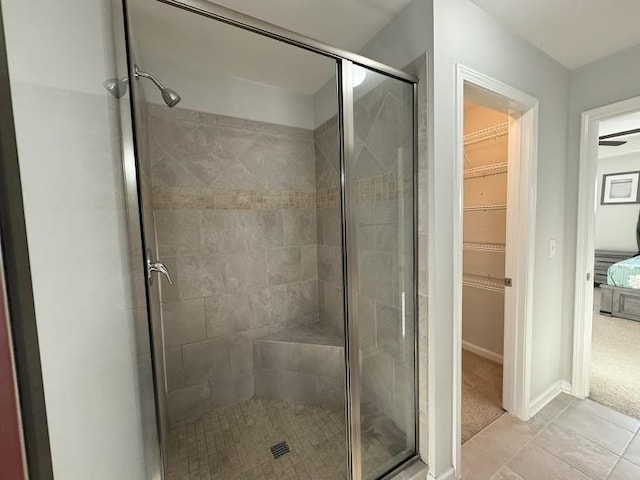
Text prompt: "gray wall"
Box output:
[[595, 153, 640, 251], [562, 43, 640, 383], [2, 0, 159, 477], [432, 0, 570, 475], [139, 55, 317, 130], [147, 105, 321, 423]]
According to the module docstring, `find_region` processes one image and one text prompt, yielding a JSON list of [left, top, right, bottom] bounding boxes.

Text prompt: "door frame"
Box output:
[[453, 64, 538, 471], [571, 95, 640, 398]]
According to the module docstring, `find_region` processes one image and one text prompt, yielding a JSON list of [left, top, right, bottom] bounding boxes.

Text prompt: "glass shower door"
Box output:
[[341, 62, 417, 480], [125, 60, 170, 474]]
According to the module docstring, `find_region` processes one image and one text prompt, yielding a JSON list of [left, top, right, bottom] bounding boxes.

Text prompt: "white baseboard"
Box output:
[[427, 467, 456, 480], [462, 341, 503, 365], [529, 380, 573, 418], [560, 380, 572, 395]]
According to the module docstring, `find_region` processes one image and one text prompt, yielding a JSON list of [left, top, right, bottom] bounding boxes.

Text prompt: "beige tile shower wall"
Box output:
[[314, 116, 344, 335], [147, 105, 320, 424], [462, 103, 508, 359], [351, 74, 417, 439]]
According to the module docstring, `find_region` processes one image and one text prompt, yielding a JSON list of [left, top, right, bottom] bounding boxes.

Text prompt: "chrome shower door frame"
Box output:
[[338, 59, 363, 478], [139, 2, 420, 479]]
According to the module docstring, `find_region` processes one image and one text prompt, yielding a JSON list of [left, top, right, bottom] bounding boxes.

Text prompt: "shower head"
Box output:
[[134, 65, 181, 108], [103, 77, 129, 99], [161, 87, 181, 108]]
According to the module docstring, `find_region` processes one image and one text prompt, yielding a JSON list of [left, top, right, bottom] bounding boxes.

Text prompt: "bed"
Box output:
[[597, 210, 640, 322], [599, 255, 640, 322]]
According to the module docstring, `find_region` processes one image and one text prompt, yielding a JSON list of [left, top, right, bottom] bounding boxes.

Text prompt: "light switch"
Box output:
[[549, 239, 556, 258]]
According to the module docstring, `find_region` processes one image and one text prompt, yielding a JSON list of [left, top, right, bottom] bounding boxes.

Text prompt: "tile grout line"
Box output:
[[531, 430, 618, 480], [531, 401, 635, 480], [605, 456, 624, 480], [470, 398, 575, 478], [576, 400, 640, 435], [551, 406, 636, 458]]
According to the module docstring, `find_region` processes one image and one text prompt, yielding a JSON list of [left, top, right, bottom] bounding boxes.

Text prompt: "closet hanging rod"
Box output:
[[464, 204, 507, 212], [464, 122, 509, 147]]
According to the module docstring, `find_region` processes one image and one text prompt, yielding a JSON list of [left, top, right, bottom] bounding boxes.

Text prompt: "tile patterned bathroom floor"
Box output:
[[462, 393, 640, 480], [166, 398, 407, 480]]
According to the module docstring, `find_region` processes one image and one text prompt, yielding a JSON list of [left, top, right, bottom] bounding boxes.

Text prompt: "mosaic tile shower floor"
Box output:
[[166, 398, 406, 480]]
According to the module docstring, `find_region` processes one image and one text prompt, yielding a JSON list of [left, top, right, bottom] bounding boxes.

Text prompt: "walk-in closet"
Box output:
[[461, 99, 509, 442]]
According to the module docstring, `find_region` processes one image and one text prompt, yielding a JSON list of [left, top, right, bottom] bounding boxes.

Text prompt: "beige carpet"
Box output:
[[590, 287, 640, 419], [461, 350, 504, 443]]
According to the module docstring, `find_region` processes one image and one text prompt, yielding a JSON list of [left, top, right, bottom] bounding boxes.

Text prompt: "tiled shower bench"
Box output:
[[253, 325, 345, 410]]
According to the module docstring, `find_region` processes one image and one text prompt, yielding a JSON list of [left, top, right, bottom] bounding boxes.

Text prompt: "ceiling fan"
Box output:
[[599, 127, 640, 146]]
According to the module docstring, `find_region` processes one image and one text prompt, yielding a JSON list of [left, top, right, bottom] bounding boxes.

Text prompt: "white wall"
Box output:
[[2, 0, 158, 478], [595, 153, 640, 252], [431, 0, 570, 475], [137, 53, 316, 129], [562, 43, 640, 382]]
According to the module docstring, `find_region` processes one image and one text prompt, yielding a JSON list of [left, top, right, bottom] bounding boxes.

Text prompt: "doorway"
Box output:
[[454, 66, 538, 456], [460, 98, 510, 442], [572, 97, 640, 420], [124, 1, 419, 479]]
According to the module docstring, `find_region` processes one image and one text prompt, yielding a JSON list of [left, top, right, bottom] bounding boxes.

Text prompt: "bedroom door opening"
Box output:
[[454, 65, 538, 460], [572, 97, 640, 419]]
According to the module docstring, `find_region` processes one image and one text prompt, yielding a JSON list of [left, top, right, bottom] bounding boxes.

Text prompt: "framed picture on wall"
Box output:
[[601, 171, 640, 205]]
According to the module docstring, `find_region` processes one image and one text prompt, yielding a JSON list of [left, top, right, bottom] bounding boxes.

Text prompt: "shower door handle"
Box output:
[[146, 252, 173, 286]]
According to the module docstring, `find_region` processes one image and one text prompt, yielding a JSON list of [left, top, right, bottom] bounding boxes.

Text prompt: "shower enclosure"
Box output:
[[124, 1, 418, 478]]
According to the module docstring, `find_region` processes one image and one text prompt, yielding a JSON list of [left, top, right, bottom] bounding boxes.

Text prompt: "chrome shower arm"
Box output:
[[132, 64, 181, 107], [134, 65, 166, 91]]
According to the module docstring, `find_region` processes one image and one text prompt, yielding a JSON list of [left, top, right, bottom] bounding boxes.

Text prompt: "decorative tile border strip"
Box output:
[[153, 186, 316, 210], [316, 173, 413, 209], [154, 174, 414, 211], [354, 172, 412, 204], [316, 187, 339, 209]]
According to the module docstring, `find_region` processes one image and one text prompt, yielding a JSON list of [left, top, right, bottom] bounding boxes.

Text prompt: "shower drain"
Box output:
[[270, 441, 290, 459]]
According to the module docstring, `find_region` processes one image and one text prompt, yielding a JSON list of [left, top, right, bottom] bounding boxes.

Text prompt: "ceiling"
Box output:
[[131, 0, 640, 95], [202, 0, 412, 50], [129, 0, 412, 95], [599, 111, 640, 159], [469, 0, 640, 69]]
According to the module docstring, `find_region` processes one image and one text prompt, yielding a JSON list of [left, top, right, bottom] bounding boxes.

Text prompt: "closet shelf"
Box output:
[[463, 242, 506, 252], [463, 274, 505, 293], [464, 204, 507, 212], [464, 163, 508, 179], [463, 122, 509, 147]]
